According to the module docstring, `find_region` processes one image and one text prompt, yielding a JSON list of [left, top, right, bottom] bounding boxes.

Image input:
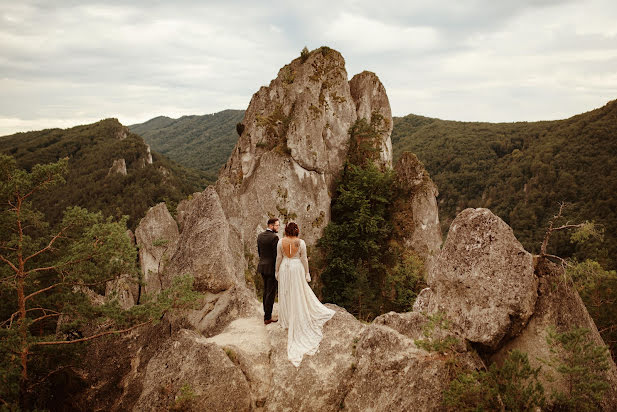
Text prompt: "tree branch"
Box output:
[[30, 313, 63, 326], [0, 253, 19, 274], [26, 253, 97, 275], [34, 321, 151, 346], [1, 307, 61, 328], [23, 225, 70, 265], [21, 173, 55, 201], [24, 282, 62, 302]]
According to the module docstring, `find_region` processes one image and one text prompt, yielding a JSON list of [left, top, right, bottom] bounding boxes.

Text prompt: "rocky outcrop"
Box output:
[[134, 329, 252, 411], [344, 322, 482, 412], [491, 259, 617, 408], [393, 152, 442, 260], [134, 203, 180, 295], [165, 187, 243, 293], [419, 208, 537, 349], [108, 158, 127, 176], [216, 47, 393, 248], [349, 71, 393, 167], [105, 274, 138, 309], [74, 49, 617, 412]]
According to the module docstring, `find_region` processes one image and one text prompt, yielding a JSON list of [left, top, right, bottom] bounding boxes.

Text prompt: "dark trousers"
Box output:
[[260, 272, 278, 320]]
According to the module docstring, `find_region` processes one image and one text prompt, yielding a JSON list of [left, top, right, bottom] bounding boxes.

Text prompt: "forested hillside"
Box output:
[[0, 118, 203, 230], [129, 109, 244, 184], [392, 100, 617, 270]]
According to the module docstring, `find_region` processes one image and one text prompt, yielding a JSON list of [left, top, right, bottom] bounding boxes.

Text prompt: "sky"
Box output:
[[1, 0, 617, 136]]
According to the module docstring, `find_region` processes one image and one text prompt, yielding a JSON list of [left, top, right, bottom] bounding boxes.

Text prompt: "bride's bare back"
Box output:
[[281, 237, 301, 258]]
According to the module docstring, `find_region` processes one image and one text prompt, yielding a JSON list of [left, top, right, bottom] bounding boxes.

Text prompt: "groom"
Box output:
[[257, 218, 280, 325]]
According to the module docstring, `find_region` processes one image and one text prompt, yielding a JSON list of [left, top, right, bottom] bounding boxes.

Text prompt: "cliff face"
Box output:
[[216, 47, 392, 247]]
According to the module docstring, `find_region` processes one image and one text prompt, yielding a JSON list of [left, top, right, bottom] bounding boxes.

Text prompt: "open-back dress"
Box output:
[[275, 237, 335, 367]]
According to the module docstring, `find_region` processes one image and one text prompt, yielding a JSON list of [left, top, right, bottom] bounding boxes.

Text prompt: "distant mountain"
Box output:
[[0, 118, 205, 230], [129, 110, 244, 184], [392, 99, 617, 270]]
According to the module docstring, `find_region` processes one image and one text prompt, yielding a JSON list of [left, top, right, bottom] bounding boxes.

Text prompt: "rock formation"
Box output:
[[491, 259, 617, 407], [216, 47, 393, 248], [416, 208, 538, 349], [108, 158, 127, 176], [134, 203, 180, 295], [393, 152, 442, 260], [70, 49, 617, 411]]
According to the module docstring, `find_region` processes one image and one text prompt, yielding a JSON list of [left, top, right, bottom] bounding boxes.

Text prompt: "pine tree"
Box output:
[[0, 154, 199, 408]]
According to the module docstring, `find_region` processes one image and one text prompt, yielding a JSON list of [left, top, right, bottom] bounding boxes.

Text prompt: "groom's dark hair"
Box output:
[[267, 218, 279, 226]]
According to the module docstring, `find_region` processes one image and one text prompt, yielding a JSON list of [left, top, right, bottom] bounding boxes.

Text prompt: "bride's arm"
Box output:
[[275, 239, 283, 280], [300, 240, 310, 282]]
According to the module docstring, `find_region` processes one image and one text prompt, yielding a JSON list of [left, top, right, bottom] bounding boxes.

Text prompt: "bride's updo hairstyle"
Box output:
[[285, 222, 299, 237]]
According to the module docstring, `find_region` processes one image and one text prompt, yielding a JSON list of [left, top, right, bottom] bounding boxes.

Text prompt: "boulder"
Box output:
[[134, 203, 180, 295], [204, 316, 273, 409], [185, 285, 261, 337], [423, 208, 537, 349], [393, 152, 442, 260]]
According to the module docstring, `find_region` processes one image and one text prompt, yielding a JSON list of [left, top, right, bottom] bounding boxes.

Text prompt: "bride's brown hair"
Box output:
[[284, 222, 299, 237]]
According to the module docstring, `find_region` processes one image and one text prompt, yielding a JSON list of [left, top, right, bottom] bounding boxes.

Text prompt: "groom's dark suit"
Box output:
[[257, 229, 279, 321]]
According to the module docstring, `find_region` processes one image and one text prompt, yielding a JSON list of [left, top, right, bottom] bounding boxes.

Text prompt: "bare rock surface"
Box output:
[[166, 187, 243, 293], [108, 158, 127, 176], [344, 323, 483, 412], [134, 203, 179, 295], [423, 208, 538, 349], [105, 274, 138, 309], [265, 305, 364, 412], [185, 285, 260, 337], [393, 152, 442, 260], [134, 329, 252, 412]]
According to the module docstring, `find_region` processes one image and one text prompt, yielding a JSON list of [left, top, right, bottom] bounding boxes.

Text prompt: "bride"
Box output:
[[275, 222, 335, 367]]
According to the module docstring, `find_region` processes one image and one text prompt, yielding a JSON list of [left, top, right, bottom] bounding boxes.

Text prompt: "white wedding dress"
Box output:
[[275, 237, 335, 367]]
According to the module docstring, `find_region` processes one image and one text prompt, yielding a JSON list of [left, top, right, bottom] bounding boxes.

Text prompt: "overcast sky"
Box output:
[[1, 0, 616, 136]]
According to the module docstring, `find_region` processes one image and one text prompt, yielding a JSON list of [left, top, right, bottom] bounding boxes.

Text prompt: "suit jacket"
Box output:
[[257, 230, 279, 275]]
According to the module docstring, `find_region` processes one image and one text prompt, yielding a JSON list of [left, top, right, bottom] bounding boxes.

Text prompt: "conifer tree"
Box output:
[[0, 154, 199, 408]]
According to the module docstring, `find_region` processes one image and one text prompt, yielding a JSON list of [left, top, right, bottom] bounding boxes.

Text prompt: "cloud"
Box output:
[[1, 0, 616, 134]]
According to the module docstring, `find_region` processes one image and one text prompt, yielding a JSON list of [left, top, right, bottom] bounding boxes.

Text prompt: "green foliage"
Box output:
[[169, 382, 198, 412], [414, 312, 459, 354], [545, 326, 610, 411], [443, 350, 546, 411], [0, 119, 200, 231], [300, 46, 309, 63], [384, 244, 426, 312], [318, 161, 396, 319], [129, 110, 244, 185], [318, 115, 425, 320]]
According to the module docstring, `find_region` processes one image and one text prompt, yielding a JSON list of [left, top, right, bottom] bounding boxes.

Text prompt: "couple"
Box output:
[[257, 218, 335, 367]]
